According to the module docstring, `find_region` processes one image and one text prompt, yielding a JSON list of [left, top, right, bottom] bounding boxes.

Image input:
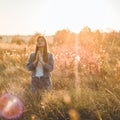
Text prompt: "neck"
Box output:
[[38, 48, 44, 55]]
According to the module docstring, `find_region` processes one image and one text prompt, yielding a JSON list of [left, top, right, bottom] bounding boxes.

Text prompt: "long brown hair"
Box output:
[[33, 36, 49, 63]]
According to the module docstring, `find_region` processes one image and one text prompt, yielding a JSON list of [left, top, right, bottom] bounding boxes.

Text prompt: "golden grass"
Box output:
[[0, 36, 120, 120]]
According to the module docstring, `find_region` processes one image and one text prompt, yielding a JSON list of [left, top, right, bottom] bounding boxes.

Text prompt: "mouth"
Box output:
[[37, 44, 44, 47]]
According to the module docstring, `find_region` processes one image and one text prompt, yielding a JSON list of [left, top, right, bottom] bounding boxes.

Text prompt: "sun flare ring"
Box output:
[[0, 93, 24, 120]]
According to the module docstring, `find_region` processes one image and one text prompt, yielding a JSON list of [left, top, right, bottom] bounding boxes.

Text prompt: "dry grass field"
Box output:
[[0, 31, 120, 120]]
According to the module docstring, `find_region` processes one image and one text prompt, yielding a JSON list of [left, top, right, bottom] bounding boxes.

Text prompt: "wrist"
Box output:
[[33, 60, 38, 65], [41, 61, 45, 65]]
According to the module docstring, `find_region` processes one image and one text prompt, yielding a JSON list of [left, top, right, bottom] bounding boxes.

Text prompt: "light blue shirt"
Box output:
[[35, 58, 44, 77]]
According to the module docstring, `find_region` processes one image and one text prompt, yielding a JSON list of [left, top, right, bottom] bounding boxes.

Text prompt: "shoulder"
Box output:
[[30, 52, 35, 58]]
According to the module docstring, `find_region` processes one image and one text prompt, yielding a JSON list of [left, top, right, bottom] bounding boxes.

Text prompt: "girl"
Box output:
[[26, 35, 54, 93]]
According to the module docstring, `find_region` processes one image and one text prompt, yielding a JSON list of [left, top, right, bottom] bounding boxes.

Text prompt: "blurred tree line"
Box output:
[[0, 26, 120, 48], [53, 26, 120, 47]]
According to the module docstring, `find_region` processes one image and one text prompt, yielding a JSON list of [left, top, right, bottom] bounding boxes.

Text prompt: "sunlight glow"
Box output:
[[75, 55, 81, 62], [74, 34, 79, 88]]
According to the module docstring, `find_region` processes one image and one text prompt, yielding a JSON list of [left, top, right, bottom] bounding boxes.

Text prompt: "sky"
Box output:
[[0, 0, 120, 35]]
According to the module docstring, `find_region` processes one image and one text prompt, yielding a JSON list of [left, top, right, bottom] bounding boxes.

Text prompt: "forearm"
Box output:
[[26, 62, 36, 71], [33, 60, 38, 66], [26, 53, 37, 71], [41, 60, 53, 72]]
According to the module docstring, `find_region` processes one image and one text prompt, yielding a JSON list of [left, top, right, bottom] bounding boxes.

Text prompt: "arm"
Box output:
[[26, 53, 37, 71], [41, 53, 54, 72]]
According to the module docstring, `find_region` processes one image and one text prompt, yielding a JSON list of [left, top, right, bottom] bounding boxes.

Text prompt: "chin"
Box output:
[[38, 45, 44, 48]]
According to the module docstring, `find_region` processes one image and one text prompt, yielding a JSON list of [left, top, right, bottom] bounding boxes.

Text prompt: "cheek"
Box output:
[[37, 42, 45, 47], [41, 42, 45, 46]]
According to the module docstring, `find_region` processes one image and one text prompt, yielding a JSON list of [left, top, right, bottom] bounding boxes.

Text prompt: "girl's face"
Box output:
[[37, 37, 45, 48]]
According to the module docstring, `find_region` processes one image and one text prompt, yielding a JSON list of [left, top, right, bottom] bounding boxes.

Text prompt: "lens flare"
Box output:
[[0, 93, 24, 120], [75, 55, 80, 62]]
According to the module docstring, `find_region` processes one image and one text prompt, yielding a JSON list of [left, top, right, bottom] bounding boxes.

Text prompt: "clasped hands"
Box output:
[[33, 51, 45, 65]]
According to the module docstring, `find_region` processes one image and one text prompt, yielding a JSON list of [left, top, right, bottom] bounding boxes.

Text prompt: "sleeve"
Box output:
[[43, 53, 54, 72], [26, 53, 36, 71]]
